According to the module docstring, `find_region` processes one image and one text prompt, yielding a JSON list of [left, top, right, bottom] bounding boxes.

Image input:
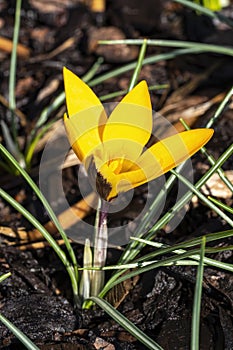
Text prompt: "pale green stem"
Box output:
[[91, 199, 109, 296], [80, 238, 93, 300]]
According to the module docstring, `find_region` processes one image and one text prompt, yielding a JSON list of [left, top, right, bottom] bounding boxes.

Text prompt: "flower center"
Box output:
[[108, 157, 124, 175]]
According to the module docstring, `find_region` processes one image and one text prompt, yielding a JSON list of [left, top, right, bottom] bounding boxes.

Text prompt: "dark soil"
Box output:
[[0, 1, 233, 349]]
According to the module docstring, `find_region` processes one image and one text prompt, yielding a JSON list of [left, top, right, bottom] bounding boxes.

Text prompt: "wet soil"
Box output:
[[0, 1, 233, 349]]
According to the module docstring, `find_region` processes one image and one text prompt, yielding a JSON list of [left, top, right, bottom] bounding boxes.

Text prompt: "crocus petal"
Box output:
[[135, 129, 214, 182], [64, 107, 106, 161], [102, 81, 152, 162], [63, 67, 104, 117], [63, 68, 107, 161]]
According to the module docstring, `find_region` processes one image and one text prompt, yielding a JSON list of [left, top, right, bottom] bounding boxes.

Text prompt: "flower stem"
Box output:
[[91, 198, 109, 296]]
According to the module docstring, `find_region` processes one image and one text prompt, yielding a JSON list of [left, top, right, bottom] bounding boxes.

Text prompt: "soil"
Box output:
[[0, 1, 233, 349]]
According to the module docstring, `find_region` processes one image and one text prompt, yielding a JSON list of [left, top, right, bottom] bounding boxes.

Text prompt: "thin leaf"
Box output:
[[100, 84, 169, 101], [98, 228, 233, 297], [208, 196, 233, 214], [180, 118, 233, 193], [0, 272, 11, 283], [0, 143, 79, 281], [89, 47, 206, 86], [9, 0, 22, 144], [128, 39, 148, 91], [0, 313, 40, 350], [171, 169, 233, 227], [206, 86, 233, 128], [0, 187, 79, 304], [191, 237, 206, 350], [89, 296, 164, 350], [99, 39, 233, 57]]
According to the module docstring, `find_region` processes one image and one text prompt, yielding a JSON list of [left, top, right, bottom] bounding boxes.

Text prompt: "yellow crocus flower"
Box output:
[[63, 67, 214, 201]]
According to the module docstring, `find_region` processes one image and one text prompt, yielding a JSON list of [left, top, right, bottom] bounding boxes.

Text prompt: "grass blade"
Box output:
[[0, 313, 40, 350], [128, 39, 148, 91], [89, 296, 164, 350], [9, 0, 22, 112], [0, 143, 79, 280], [89, 47, 205, 86], [180, 118, 233, 193], [6, 0, 23, 159], [170, 169, 233, 227], [0, 272, 11, 283], [191, 237, 206, 350], [208, 196, 233, 214], [206, 86, 233, 128], [99, 39, 233, 57], [0, 187, 79, 304]]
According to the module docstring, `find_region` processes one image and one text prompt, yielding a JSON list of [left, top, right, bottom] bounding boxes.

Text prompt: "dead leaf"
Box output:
[[0, 36, 30, 57]]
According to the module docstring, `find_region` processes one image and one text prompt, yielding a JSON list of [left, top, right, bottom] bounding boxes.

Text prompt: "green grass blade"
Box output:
[[78, 244, 233, 272], [0, 272, 11, 283], [89, 297, 164, 350], [94, 244, 233, 270], [99, 39, 233, 57], [99, 247, 233, 297], [131, 228, 233, 262], [170, 169, 233, 227], [0, 187, 79, 302], [9, 0, 21, 112], [128, 39, 148, 91], [0, 313, 40, 350], [180, 118, 233, 193], [34, 93, 65, 131], [25, 120, 55, 169], [0, 143, 79, 280], [99, 228, 233, 297], [100, 84, 169, 101], [89, 47, 205, 86], [191, 237, 206, 350], [208, 196, 233, 214], [206, 86, 233, 128], [82, 57, 104, 83], [7, 0, 22, 154]]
